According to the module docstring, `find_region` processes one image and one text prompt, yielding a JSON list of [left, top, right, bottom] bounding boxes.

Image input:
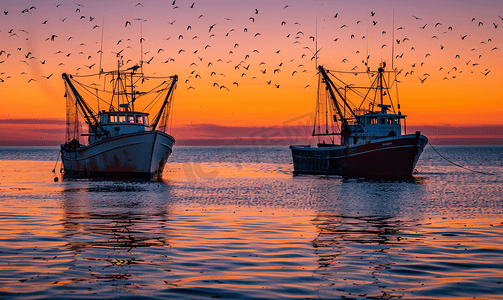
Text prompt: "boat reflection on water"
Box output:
[[311, 214, 421, 299], [307, 177, 432, 299], [59, 181, 173, 289]]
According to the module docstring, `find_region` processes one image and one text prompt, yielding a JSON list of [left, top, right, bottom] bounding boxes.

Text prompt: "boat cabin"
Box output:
[[87, 110, 151, 144], [341, 104, 406, 145]]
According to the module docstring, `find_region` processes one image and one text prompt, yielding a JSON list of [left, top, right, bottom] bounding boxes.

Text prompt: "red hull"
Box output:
[[290, 132, 428, 179]]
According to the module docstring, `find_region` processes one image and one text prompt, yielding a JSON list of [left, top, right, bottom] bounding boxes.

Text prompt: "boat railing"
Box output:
[[353, 108, 369, 116]]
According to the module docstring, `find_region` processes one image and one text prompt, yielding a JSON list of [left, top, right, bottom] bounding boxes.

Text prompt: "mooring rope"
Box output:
[[52, 151, 60, 173], [52, 150, 61, 182], [428, 141, 494, 175]]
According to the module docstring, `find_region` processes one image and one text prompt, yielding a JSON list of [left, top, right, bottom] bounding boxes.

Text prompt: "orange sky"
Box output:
[[1, 0, 502, 144]]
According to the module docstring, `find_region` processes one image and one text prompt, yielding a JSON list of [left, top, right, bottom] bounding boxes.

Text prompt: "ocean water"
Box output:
[[0, 145, 502, 299]]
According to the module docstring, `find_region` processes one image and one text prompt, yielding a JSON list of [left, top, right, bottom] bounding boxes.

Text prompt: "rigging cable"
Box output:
[[428, 141, 494, 175]]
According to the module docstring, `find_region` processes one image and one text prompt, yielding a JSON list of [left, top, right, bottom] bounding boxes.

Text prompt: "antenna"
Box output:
[[98, 16, 105, 77], [391, 7, 395, 72], [140, 20, 144, 74], [366, 27, 369, 70], [315, 17, 318, 69]]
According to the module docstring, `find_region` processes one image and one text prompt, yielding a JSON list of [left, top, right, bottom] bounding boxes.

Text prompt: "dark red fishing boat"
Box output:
[[290, 64, 428, 180]]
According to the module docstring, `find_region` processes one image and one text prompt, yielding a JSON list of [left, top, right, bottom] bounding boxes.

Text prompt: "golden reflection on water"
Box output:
[[1, 160, 503, 299]]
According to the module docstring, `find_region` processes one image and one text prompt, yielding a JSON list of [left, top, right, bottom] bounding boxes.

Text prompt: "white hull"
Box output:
[[61, 130, 175, 179]]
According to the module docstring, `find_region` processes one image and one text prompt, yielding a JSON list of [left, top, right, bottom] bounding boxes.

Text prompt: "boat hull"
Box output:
[[290, 132, 428, 180], [61, 130, 175, 179]]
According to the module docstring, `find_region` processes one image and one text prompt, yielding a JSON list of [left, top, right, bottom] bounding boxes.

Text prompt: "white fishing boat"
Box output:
[[290, 64, 428, 180], [60, 63, 178, 179]]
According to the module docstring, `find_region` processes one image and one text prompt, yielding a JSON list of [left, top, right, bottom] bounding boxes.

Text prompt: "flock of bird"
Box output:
[[0, 1, 501, 91]]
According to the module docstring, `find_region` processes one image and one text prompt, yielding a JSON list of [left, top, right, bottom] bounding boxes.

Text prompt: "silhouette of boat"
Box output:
[[290, 64, 427, 180], [61, 62, 178, 179]]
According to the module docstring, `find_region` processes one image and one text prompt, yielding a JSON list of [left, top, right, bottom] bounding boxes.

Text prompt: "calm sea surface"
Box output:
[[0, 146, 502, 299]]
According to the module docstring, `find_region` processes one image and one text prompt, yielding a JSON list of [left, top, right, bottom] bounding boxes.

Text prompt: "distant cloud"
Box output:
[[0, 120, 501, 146], [0, 118, 66, 125]]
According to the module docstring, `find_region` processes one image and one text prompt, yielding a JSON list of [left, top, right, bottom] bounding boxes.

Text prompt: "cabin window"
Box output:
[[119, 114, 126, 123], [128, 115, 135, 123], [144, 116, 149, 125], [395, 118, 401, 125], [380, 118, 385, 124], [369, 117, 378, 125], [136, 115, 144, 124], [387, 117, 393, 124], [110, 115, 117, 123]]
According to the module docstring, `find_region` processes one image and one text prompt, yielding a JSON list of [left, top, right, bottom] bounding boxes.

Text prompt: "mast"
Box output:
[[380, 64, 384, 106], [150, 75, 178, 131]]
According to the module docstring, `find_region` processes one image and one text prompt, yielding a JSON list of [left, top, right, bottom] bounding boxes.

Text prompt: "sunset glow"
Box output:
[[1, 0, 502, 144]]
